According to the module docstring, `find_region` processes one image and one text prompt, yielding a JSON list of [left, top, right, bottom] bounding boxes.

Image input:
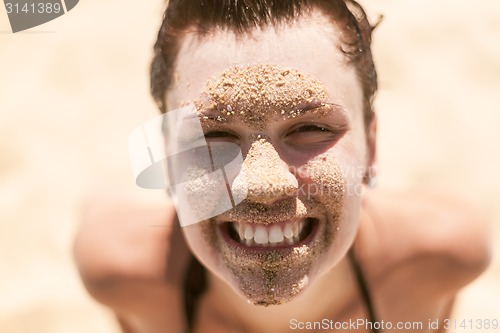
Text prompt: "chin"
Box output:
[[196, 209, 347, 306]]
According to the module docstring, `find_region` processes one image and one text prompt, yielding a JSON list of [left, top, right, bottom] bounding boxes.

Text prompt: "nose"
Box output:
[[231, 138, 298, 205]]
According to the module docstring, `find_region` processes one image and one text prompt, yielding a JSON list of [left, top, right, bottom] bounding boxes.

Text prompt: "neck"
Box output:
[[204, 254, 357, 333]]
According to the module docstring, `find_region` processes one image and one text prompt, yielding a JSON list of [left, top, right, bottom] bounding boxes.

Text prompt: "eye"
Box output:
[[292, 124, 330, 133], [204, 131, 238, 140], [285, 123, 344, 148], [288, 123, 335, 136]]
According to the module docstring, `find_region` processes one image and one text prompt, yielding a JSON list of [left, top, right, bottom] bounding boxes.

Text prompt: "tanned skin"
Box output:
[[74, 188, 490, 333], [74, 11, 491, 333]]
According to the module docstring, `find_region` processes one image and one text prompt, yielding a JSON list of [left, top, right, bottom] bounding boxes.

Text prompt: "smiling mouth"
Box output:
[[221, 218, 318, 248]]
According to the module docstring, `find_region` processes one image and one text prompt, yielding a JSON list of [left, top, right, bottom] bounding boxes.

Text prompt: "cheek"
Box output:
[[182, 220, 240, 284], [329, 130, 368, 204], [181, 224, 217, 269], [299, 154, 345, 212], [175, 162, 233, 226], [181, 225, 202, 256], [300, 151, 363, 241], [294, 153, 362, 276], [330, 150, 365, 245], [296, 131, 367, 201]]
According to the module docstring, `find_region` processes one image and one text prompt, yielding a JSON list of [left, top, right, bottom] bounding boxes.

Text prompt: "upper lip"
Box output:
[[209, 194, 329, 226], [216, 216, 314, 225], [213, 202, 323, 226]]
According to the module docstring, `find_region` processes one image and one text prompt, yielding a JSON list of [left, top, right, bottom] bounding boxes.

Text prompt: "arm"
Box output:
[[358, 190, 492, 331], [73, 191, 190, 333], [361, 189, 492, 289]]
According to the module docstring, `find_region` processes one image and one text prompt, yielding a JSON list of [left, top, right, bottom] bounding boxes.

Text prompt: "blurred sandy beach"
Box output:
[[0, 1, 499, 332]]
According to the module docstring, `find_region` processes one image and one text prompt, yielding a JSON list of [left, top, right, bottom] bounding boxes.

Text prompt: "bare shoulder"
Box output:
[[73, 189, 189, 299], [73, 189, 189, 332], [356, 188, 492, 293]]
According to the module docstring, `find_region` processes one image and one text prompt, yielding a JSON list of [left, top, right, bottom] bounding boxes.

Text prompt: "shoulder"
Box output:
[[356, 188, 492, 293], [73, 189, 189, 301]]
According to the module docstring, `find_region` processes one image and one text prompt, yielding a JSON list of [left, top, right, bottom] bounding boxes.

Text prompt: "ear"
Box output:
[[364, 112, 377, 185]]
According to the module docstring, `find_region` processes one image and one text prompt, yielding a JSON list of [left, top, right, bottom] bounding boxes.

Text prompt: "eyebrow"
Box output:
[[183, 113, 228, 122], [301, 102, 348, 116], [186, 101, 348, 122]]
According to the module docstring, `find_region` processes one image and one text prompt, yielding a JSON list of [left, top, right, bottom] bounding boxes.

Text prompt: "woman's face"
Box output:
[[165, 11, 373, 305]]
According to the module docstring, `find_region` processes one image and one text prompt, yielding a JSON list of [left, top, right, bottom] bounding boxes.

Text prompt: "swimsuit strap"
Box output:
[[348, 247, 380, 333], [183, 255, 207, 333]]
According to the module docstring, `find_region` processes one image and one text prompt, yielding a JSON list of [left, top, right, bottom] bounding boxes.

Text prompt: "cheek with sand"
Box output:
[[190, 64, 347, 305]]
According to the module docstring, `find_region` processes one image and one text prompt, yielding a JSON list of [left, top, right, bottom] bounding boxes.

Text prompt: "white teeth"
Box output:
[[283, 224, 294, 239], [292, 222, 299, 238], [269, 225, 284, 243], [238, 223, 245, 240], [254, 226, 269, 244], [231, 220, 309, 247], [244, 225, 254, 240]]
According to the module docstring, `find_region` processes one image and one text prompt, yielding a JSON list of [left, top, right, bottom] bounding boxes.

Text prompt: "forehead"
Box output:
[[166, 10, 362, 123]]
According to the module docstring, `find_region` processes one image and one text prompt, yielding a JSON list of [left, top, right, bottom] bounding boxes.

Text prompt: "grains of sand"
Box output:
[[190, 64, 346, 305]]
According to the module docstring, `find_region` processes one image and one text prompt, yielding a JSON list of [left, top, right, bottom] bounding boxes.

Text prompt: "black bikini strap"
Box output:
[[348, 247, 380, 333], [183, 255, 207, 333]]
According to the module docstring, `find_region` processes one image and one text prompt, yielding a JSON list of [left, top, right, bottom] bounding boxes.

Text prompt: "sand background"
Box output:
[[0, 1, 499, 332]]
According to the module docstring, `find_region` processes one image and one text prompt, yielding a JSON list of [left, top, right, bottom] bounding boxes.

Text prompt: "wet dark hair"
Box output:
[[150, 0, 377, 128]]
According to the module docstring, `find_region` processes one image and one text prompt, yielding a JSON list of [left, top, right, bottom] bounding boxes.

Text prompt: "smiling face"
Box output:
[[165, 11, 374, 306]]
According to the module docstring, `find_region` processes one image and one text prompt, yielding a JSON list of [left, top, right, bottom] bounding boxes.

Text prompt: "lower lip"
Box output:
[[218, 218, 320, 252]]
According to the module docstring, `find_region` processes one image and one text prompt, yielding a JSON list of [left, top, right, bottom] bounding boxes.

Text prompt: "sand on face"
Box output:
[[0, 0, 499, 332]]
